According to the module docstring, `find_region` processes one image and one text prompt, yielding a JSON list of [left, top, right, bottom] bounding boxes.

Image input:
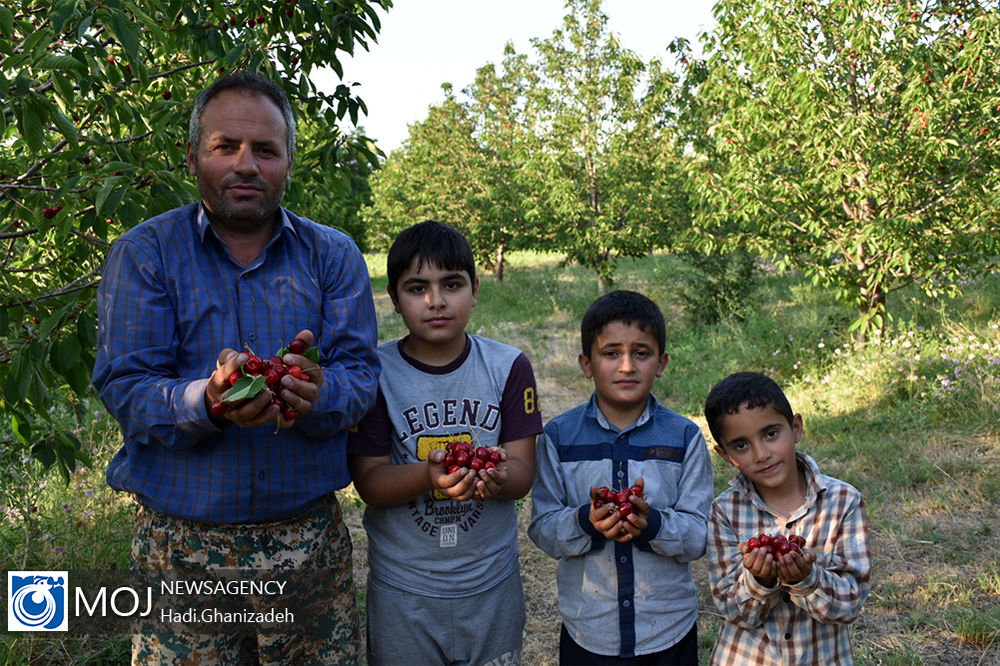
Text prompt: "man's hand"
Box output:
[[205, 329, 321, 429], [276, 329, 322, 425]]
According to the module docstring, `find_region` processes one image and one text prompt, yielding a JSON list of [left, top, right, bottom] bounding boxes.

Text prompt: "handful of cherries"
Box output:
[[591, 483, 643, 518], [211, 337, 317, 422], [443, 440, 503, 474], [745, 533, 806, 556]]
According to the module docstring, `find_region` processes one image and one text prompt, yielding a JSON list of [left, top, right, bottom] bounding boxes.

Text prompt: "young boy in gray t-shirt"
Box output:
[[348, 220, 543, 666]]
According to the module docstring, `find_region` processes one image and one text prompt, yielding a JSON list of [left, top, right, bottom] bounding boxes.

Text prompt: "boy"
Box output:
[[348, 220, 543, 666], [529, 290, 714, 664], [703, 371, 872, 665]]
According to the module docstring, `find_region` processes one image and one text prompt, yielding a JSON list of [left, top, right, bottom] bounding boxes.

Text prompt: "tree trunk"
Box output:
[[596, 272, 609, 295], [856, 283, 887, 345], [493, 243, 506, 282]]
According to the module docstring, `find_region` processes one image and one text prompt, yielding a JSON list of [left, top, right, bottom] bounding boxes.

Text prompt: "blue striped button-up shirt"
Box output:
[[93, 203, 379, 523]]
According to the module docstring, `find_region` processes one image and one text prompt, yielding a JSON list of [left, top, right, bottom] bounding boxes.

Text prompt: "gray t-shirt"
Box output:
[[349, 334, 542, 597]]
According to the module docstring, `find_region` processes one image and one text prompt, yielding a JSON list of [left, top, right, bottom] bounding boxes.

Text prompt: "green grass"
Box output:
[[2, 251, 999, 664]]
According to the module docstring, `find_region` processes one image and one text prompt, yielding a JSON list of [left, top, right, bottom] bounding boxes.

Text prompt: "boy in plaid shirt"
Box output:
[[703, 372, 871, 665]]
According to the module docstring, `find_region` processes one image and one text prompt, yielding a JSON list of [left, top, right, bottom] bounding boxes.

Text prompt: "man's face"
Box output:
[[187, 89, 292, 233]]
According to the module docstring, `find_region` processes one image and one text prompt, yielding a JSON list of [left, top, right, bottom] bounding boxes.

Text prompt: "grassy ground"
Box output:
[[2, 251, 998, 664]]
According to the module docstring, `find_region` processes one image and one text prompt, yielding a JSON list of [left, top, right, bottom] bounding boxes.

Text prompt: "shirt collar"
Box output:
[[730, 451, 829, 516], [585, 392, 656, 433], [195, 203, 296, 243]]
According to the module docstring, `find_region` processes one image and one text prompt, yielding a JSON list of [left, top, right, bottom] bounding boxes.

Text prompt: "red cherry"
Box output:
[[483, 461, 497, 470], [291, 56, 299, 65], [759, 533, 772, 546], [597, 487, 615, 504], [627, 484, 642, 500], [288, 365, 308, 381], [265, 369, 282, 388], [443, 453, 456, 467], [256, 14, 264, 22], [288, 337, 308, 354], [618, 502, 633, 517], [43, 207, 55, 219], [746, 537, 760, 551], [616, 488, 630, 505], [245, 355, 264, 374], [281, 406, 299, 421], [162, 90, 172, 100], [469, 457, 484, 471], [789, 534, 806, 547], [447, 464, 462, 474], [475, 446, 490, 460], [82, 155, 92, 164], [210, 399, 228, 418], [776, 540, 794, 556], [489, 449, 503, 464], [229, 370, 243, 386]]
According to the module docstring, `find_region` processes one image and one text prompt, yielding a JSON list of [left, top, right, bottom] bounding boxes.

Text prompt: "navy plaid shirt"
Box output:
[[93, 203, 379, 523]]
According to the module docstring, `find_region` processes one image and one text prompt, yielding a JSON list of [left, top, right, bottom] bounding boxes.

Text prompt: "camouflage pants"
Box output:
[[131, 494, 361, 665]]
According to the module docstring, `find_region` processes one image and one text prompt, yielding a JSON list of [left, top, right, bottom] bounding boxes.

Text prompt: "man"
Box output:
[[93, 71, 379, 664]]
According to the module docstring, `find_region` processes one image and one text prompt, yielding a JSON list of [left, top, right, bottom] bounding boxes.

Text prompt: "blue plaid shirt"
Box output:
[[93, 203, 379, 523]]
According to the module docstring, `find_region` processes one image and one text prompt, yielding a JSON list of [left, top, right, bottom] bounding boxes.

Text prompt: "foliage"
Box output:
[[0, 0, 390, 475], [673, 247, 760, 326], [364, 46, 539, 279], [297, 126, 378, 250], [677, 0, 1000, 340], [365, 0, 689, 290], [525, 0, 686, 293]]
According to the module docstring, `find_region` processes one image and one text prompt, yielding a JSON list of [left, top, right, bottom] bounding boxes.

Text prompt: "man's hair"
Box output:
[[580, 290, 666, 359], [188, 71, 296, 158], [386, 220, 476, 293], [703, 372, 795, 445]]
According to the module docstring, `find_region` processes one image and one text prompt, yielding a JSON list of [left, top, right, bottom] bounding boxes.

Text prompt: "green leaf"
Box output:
[[18, 98, 47, 154], [109, 12, 142, 61], [4, 351, 30, 403], [95, 176, 126, 218], [31, 440, 57, 470], [224, 375, 268, 402], [52, 108, 80, 146], [37, 54, 86, 72], [65, 362, 91, 396], [56, 335, 82, 373], [77, 311, 97, 348], [0, 6, 14, 35], [11, 413, 32, 445]]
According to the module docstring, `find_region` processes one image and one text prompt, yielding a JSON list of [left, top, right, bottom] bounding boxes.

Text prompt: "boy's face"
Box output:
[[578, 321, 668, 425], [714, 404, 803, 496], [389, 258, 478, 356]]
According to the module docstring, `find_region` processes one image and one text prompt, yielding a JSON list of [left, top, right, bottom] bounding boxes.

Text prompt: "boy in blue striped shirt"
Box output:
[[529, 290, 714, 664]]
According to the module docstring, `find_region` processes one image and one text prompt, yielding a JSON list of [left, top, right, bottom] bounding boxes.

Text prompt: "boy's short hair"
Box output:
[[580, 290, 666, 358], [387, 220, 476, 293], [703, 372, 795, 445]]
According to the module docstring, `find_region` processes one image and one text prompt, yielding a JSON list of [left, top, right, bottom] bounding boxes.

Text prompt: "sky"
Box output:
[[314, 1, 717, 153]]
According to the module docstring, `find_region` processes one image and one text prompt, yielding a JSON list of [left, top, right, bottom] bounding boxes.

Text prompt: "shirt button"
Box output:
[[784, 632, 792, 640], [619, 555, 628, 564], [249, 333, 257, 342], [622, 600, 631, 608], [257, 470, 265, 481]]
